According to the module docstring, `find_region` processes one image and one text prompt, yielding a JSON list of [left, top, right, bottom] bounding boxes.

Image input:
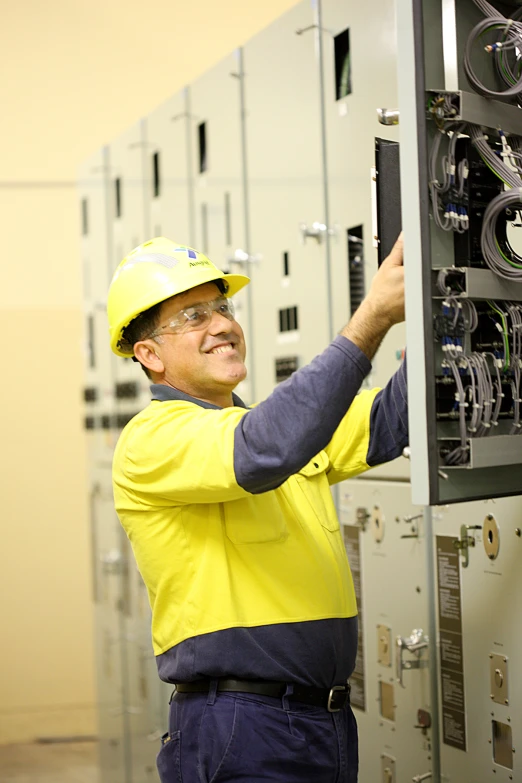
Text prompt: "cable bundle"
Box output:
[[467, 126, 522, 280], [429, 126, 469, 233], [466, 1, 522, 99]]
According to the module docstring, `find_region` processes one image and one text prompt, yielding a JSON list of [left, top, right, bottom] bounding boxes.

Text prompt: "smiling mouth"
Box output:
[[207, 343, 236, 355]]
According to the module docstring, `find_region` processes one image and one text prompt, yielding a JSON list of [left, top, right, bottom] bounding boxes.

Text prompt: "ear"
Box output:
[[133, 340, 165, 375]]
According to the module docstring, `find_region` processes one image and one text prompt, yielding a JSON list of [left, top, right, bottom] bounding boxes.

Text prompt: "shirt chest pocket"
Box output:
[[294, 451, 339, 532], [223, 492, 288, 544]]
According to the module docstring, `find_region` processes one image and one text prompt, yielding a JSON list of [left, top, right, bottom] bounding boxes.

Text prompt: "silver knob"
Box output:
[[100, 549, 124, 574], [377, 108, 400, 126], [299, 221, 338, 244], [227, 248, 262, 265]]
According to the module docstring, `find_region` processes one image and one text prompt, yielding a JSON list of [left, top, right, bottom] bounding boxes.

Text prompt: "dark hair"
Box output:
[[118, 280, 228, 380], [119, 301, 163, 379]]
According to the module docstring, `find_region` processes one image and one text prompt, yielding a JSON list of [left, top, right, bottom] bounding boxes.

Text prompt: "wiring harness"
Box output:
[[466, 1, 522, 99], [436, 271, 522, 465], [428, 117, 522, 280]]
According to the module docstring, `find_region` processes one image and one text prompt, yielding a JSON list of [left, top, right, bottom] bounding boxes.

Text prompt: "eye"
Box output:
[[184, 307, 207, 323]]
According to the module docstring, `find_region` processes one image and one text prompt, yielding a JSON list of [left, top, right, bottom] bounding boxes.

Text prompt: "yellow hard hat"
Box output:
[[107, 237, 250, 357]]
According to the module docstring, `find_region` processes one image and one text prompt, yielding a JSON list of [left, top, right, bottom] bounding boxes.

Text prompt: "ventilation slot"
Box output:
[[198, 122, 207, 173], [334, 28, 352, 100], [153, 152, 161, 197], [283, 251, 290, 277], [348, 226, 365, 316], [279, 306, 299, 333], [87, 314, 95, 368], [200, 203, 209, 253], [115, 177, 122, 218], [81, 198, 89, 235], [225, 192, 232, 246], [275, 356, 299, 383]]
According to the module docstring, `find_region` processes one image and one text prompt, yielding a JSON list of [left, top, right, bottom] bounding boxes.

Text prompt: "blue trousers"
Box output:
[[156, 682, 358, 783]]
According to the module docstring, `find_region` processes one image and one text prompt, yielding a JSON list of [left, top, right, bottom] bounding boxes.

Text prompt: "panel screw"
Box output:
[[491, 694, 494, 699], [416, 586, 421, 593], [516, 528, 521, 537], [490, 654, 493, 659], [489, 739, 492, 744], [505, 700, 509, 705]]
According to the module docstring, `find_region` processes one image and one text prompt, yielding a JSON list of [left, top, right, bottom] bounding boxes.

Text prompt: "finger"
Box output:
[[382, 232, 404, 267]]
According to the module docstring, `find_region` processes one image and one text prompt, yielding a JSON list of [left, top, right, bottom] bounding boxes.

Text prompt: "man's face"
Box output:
[[150, 282, 247, 401]]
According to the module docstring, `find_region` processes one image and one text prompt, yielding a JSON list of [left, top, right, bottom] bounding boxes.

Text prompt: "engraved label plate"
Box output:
[[379, 681, 395, 721]]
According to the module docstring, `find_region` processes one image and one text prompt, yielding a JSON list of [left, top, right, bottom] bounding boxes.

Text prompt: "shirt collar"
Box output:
[[150, 383, 248, 410]]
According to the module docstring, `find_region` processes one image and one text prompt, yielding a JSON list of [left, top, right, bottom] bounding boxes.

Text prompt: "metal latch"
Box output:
[[355, 507, 370, 532], [454, 524, 482, 567], [377, 108, 400, 126], [396, 629, 429, 688], [400, 513, 423, 540], [299, 221, 338, 244], [412, 774, 432, 783], [227, 248, 262, 265]]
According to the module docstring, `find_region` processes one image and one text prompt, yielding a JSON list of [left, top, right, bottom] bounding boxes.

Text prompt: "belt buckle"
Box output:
[[327, 684, 350, 713]]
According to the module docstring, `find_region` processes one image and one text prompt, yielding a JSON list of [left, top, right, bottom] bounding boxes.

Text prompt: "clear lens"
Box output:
[[154, 297, 235, 336]]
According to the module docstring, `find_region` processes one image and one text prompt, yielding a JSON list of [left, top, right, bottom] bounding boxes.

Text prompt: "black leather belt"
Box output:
[[173, 678, 351, 713]]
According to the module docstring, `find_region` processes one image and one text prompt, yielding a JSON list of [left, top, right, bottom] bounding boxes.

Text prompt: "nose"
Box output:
[[207, 313, 232, 337]]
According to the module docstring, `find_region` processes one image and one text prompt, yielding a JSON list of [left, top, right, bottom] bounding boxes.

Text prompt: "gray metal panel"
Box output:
[[427, 89, 522, 135], [146, 89, 192, 244], [432, 268, 522, 303], [109, 120, 152, 413], [441, 436, 522, 470], [90, 469, 128, 783], [397, 1, 522, 505], [189, 51, 253, 403], [339, 479, 433, 783], [433, 495, 522, 782], [243, 0, 329, 404], [321, 0, 409, 482], [397, 0, 434, 502]]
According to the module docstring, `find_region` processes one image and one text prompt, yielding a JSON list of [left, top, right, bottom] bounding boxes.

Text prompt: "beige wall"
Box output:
[[0, 0, 299, 744]]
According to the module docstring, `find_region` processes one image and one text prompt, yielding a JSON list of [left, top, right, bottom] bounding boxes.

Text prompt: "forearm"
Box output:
[[341, 298, 394, 361]]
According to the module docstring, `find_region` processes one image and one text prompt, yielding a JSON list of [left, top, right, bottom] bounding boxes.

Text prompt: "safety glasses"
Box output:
[[147, 296, 236, 338]]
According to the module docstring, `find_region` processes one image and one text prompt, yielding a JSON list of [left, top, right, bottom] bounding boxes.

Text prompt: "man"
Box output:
[[108, 235, 407, 783]]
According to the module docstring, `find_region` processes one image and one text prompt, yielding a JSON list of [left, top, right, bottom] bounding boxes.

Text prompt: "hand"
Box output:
[[341, 233, 405, 360], [366, 233, 405, 328]]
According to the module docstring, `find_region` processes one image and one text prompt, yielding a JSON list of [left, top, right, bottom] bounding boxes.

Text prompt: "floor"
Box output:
[[0, 741, 99, 783]]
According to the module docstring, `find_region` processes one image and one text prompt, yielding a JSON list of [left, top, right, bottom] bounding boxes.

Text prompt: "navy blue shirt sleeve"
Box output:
[[234, 336, 371, 493], [366, 357, 408, 466]]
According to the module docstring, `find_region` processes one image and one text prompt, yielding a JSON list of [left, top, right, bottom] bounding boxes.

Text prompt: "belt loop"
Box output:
[[207, 678, 218, 706], [282, 683, 294, 711]]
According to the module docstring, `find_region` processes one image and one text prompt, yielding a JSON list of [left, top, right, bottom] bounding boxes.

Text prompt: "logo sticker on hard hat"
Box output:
[[174, 246, 198, 259]]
